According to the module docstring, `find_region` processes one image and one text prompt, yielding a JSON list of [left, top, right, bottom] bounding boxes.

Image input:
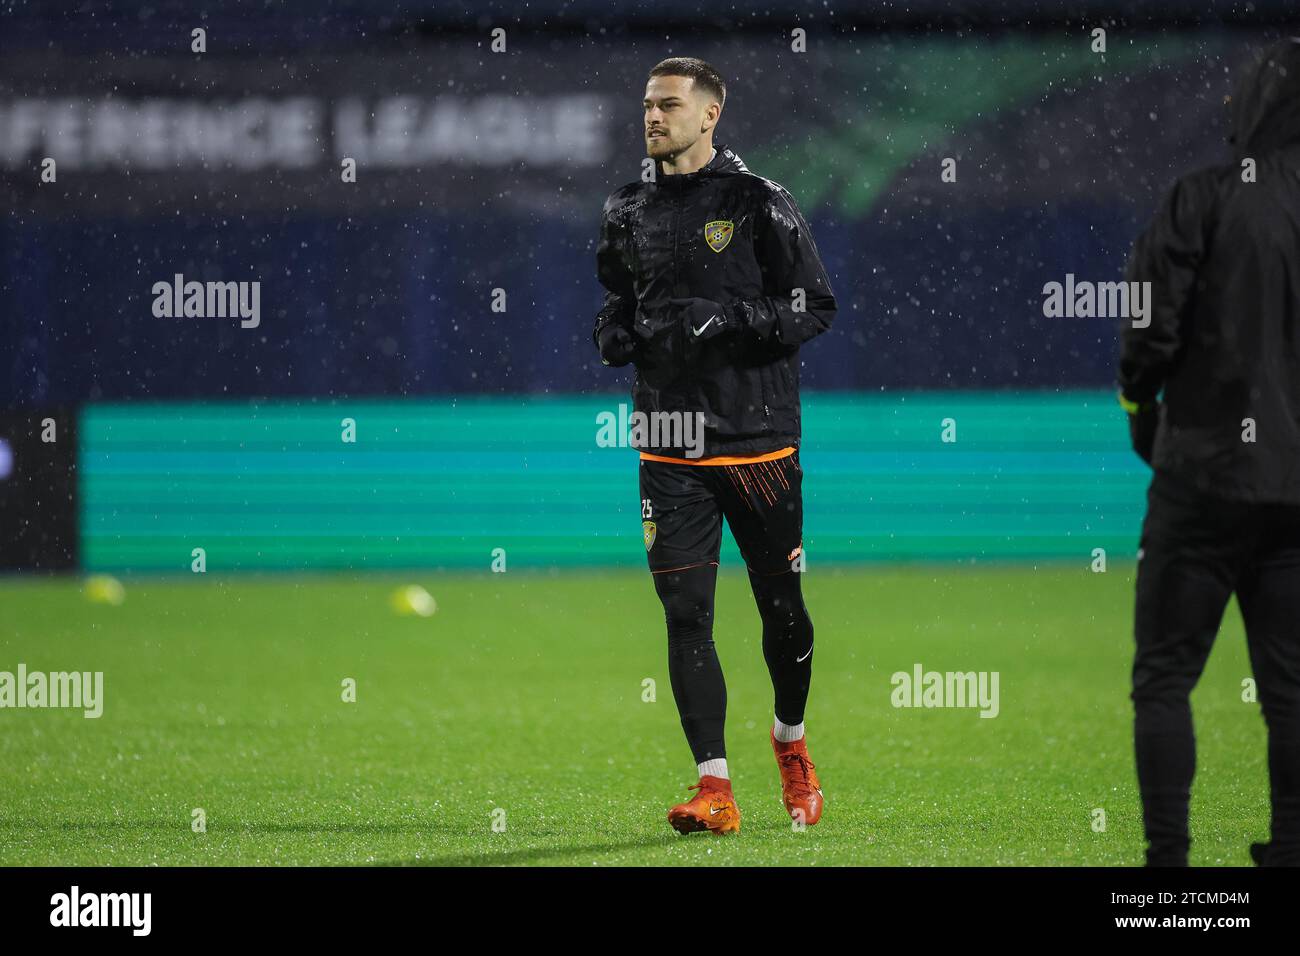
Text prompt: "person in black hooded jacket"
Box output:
[[1119, 38, 1300, 867], [593, 57, 837, 835]]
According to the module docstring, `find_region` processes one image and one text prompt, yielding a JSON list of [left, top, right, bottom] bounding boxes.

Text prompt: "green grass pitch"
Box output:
[[0, 565, 1270, 866]]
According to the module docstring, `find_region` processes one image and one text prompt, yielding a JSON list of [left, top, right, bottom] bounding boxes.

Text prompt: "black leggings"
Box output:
[[654, 563, 814, 764]]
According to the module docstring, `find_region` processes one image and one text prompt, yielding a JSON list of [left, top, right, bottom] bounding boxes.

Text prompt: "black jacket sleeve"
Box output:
[[732, 184, 837, 348], [593, 192, 636, 353], [1118, 172, 1213, 403]]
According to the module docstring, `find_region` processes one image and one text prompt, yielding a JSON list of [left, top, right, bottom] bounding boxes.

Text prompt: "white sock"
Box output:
[[697, 758, 729, 780], [773, 718, 805, 743]]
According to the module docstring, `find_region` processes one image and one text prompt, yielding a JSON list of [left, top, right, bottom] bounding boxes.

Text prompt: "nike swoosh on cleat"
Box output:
[[692, 315, 720, 336], [709, 805, 727, 815]]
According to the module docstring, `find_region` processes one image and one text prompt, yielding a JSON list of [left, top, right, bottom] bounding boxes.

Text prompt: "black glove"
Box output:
[[670, 297, 737, 343], [596, 323, 637, 367], [1125, 399, 1160, 465]]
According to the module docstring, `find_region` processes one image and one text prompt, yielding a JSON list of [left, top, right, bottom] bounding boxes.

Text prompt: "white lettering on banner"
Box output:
[[0, 94, 609, 170]]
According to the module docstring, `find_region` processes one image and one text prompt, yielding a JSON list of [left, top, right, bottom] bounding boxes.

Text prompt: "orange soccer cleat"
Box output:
[[667, 775, 741, 835], [772, 729, 823, 826]]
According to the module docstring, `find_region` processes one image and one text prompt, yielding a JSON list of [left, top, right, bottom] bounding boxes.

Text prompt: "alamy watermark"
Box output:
[[152, 273, 260, 328], [1042, 274, 1151, 328], [890, 663, 1000, 718], [50, 886, 150, 936], [0, 664, 103, 718], [596, 403, 706, 459]]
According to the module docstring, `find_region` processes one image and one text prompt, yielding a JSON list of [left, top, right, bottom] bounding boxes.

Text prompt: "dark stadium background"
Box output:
[[0, 1, 1291, 571]]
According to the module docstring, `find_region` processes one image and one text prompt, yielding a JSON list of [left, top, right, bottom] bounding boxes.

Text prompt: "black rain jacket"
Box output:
[[594, 144, 837, 457], [1119, 38, 1300, 502]]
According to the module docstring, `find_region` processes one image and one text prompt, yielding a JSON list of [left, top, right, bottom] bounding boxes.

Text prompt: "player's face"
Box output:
[[644, 75, 714, 159]]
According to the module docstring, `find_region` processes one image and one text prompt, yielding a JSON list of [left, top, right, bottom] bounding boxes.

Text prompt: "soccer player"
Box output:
[[1120, 38, 1300, 866], [593, 57, 837, 834]]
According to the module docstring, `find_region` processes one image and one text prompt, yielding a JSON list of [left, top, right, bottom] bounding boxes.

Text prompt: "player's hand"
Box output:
[[1125, 399, 1159, 464], [597, 323, 637, 367], [670, 297, 735, 343]]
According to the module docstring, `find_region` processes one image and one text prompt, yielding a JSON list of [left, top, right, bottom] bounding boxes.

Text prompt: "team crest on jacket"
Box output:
[[643, 520, 657, 551], [704, 220, 734, 253]]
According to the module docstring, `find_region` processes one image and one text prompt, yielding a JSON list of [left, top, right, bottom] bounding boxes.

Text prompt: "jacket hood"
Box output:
[[656, 143, 748, 185], [1230, 37, 1300, 160]]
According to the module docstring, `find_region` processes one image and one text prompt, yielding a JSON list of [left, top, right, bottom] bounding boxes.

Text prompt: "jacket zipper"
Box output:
[[671, 189, 681, 294]]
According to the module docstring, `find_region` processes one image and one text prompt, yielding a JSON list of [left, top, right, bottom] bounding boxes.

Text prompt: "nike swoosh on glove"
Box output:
[[670, 297, 737, 342], [597, 324, 637, 367]]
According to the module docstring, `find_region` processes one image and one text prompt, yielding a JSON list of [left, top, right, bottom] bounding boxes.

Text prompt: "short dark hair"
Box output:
[[648, 57, 727, 109]]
